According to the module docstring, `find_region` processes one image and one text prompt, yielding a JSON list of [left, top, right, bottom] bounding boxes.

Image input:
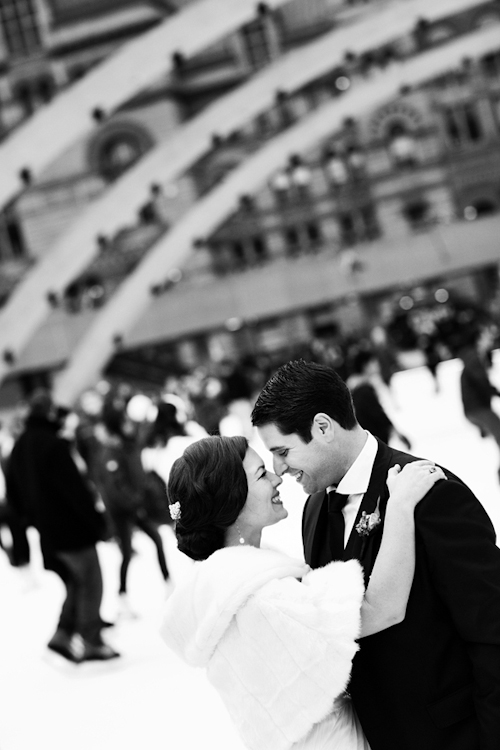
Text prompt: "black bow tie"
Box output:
[[327, 491, 349, 560]]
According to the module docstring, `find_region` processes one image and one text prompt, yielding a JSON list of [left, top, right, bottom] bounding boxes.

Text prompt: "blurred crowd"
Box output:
[[0, 294, 499, 664]]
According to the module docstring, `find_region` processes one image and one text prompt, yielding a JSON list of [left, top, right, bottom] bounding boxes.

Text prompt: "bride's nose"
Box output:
[[272, 472, 283, 488]]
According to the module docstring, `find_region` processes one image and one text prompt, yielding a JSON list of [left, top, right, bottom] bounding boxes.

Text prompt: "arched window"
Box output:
[[87, 122, 154, 182], [387, 122, 417, 167], [101, 137, 142, 179]]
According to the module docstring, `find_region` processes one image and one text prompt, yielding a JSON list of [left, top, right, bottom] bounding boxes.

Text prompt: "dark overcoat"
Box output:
[[6, 415, 103, 566]]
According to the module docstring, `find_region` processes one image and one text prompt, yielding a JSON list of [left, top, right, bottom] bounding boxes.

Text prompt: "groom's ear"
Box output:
[[311, 413, 335, 442]]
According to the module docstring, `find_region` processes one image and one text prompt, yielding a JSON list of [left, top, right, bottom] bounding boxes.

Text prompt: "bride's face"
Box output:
[[237, 447, 287, 539]]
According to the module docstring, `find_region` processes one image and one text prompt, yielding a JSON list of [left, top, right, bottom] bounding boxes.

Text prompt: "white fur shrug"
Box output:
[[161, 546, 364, 750]]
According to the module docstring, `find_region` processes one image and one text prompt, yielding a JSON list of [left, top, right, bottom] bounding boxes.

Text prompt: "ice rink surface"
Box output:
[[2, 357, 500, 750]]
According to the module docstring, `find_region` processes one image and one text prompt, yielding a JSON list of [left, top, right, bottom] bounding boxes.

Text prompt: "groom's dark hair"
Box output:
[[251, 359, 357, 443]]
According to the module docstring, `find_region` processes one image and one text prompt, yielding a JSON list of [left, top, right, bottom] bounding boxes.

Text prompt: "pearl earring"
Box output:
[[236, 524, 245, 545]]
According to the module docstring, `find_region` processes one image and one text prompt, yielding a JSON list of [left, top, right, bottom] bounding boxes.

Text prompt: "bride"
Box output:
[[160, 435, 444, 750]]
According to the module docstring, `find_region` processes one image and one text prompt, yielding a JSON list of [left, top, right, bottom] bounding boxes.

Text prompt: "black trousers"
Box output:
[[111, 509, 169, 594], [55, 546, 103, 645], [0, 504, 30, 566]]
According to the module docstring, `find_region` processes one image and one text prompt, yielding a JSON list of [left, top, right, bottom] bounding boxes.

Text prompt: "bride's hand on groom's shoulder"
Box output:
[[387, 460, 446, 510]]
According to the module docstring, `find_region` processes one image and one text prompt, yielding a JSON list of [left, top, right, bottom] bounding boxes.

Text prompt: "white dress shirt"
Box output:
[[329, 432, 379, 547]]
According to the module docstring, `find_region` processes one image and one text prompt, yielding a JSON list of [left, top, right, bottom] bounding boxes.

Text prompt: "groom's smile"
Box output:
[[257, 422, 336, 495]]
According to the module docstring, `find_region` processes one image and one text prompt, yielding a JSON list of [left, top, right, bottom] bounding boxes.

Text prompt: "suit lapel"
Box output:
[[344, 439, 392, 568], [303, 439, 415, 571]]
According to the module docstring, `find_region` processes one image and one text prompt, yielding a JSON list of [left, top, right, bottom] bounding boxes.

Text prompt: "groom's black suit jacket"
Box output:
[[302, 438, 500, 750]]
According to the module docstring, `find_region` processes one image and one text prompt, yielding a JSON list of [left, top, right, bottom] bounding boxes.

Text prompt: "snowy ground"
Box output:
[[2, 357, 500, 750]]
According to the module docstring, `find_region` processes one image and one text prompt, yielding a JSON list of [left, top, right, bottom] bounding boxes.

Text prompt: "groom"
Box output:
[[251, 359, 500, 750]]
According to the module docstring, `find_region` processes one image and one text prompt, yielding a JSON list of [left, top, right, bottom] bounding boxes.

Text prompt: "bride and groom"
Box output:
[[162, 359, 500, 749]]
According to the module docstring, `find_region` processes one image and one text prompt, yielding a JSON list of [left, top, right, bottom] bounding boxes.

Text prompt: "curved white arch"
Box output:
[[52, 24, 500, 406], [0, 0, 484, 385], [0, 0, 291, 210], [0, 0, 484, 211]]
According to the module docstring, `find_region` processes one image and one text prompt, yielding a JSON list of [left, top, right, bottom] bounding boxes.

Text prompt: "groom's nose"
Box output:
[[273, 454, 287, 476]]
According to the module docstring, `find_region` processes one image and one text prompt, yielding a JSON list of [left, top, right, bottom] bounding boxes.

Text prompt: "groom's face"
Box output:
[[257, 421, 336, 495]]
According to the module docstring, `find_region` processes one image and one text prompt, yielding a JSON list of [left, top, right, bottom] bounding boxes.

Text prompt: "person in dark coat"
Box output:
[[5, 389, 118, 663], [252, 360, 500, 750], [459, 327, 500, 479], [92, 403, 169, 617], [0, 418, 32, 570], [347, 349, 411, 448]]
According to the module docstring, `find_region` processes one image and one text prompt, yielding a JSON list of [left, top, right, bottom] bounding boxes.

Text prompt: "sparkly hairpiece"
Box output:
[[169, 501, 181, 521]]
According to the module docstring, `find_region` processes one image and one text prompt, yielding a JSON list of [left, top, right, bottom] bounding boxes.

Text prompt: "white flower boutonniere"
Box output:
[[355, 497, 381, 538], [169, 501, 181, 521]]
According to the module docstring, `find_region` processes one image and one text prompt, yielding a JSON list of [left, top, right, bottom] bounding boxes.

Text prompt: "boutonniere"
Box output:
[[355, 497, 381, 554], [355, 504, 381, 537]]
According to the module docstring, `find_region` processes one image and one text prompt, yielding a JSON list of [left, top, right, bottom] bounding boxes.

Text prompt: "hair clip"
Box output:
[[169, 501, 181, 521]]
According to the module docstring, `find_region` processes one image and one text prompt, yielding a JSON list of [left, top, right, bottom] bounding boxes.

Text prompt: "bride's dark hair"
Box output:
[[168, 435, 248, 561]]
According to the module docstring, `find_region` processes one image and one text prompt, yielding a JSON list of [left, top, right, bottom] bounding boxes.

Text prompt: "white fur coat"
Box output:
[[161, 546, 365, 750]]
